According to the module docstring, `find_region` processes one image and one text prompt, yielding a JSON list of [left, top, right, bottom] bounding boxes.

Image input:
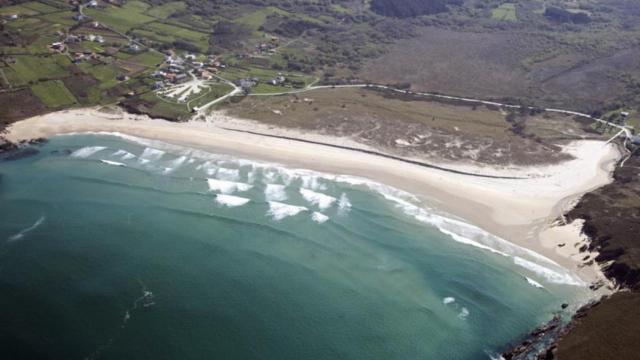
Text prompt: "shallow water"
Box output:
[[0, 134, 592, 359]]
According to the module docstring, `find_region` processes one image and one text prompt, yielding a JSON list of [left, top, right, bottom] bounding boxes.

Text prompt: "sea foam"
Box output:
[[443, 297, 456, 305], [311, 212, 329, 224], [163, 156, 187, 173], [525, 277, 545, 289], [139, 148, 165, 162], [514, 257, 583, 286], [216, 168, 240, 181], [265, 184, 288, 201], [207, 179, 253, 194], [7, 215, 45, 242], [91, 132, 583, 287], [215, 194, 250, 207], [71, 146, 106, 158], [112, 149, 136, 160], [100, 159, 126, 167], [458, 307, 470, 320], [268, 201, 307, 221], [300, 188, 336, 210]]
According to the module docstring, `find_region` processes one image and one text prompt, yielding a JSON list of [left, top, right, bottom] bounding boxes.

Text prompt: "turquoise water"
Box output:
[[0, 134, 591, 359]]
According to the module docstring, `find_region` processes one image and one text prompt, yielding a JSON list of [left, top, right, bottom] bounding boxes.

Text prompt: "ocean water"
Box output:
[[0, 134, 593, 359]]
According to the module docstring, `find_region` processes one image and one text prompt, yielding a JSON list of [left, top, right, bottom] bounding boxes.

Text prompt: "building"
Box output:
[[268, 75, 285, 86], [174, 73, 189, 83], [127, 44, 141, 52]]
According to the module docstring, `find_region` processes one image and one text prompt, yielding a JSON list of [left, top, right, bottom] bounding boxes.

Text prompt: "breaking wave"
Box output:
[[207, 179, 253, 194], [216, 168, 240, 181], [215, 194, 250, 207], [88, 132, 587, 287], [71, 146, 106, 158], [514, 257, 583, 286], [265, 184, 288, 201], [7, 215, 45, 242], [112, 149, 136, 160], [100, 159, 126, 167], [300, 188, 336, 210], [311, 212, 329, 224], [525, 277, 545, 289], [139, 148, 165, 162], [268, 201, 307, 221], [443, 297, 455, 305], [163, 156, 188, 173]]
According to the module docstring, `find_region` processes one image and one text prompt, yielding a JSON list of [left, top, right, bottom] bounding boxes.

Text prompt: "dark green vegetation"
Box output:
[[3, 0, 640, 124], [566, 154, 640, 289], [555, 291, 640, 359], [370, 0, 461, 18]]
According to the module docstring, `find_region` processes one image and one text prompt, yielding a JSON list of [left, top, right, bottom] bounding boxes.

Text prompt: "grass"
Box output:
[[147, 1, 186, 19], [30, 80, 77, 107], [126, 51, 164, 68], [235, 7, 289, 30], [82, 64, 120, 89], [9, 55, 71, 83], [491, 3, 517, 21], [40, 10, 79, 26], [84, 1, 155, 33], [1, 67, 28, 88], [189, 83, 233, 109], [139, 92, 191, 120], [0, 4, 40, 16], [137, 22, 209, 52], [20, 1, 60, 14]]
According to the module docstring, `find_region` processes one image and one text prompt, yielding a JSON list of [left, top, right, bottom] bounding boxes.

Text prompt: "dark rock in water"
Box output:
[[0, 140, 18, 153], [23, 137, 48, 146], [561, 303, 569, 309], [2, 147, 39, 161], [502, 315, 563, 359], [51, 148, 72, 156]]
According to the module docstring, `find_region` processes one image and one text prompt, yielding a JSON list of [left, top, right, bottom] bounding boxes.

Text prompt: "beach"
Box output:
[[5, 107, 621, 288]]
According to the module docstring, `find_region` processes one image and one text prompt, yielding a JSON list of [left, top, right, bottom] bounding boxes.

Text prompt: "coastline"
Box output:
[[4, 107, 621, 289]]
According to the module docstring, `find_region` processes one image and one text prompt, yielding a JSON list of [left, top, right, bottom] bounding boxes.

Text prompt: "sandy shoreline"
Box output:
[[5, 107, 621, 289]]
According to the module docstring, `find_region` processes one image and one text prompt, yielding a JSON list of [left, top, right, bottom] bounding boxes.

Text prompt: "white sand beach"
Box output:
[[5, 107, 622, 289]]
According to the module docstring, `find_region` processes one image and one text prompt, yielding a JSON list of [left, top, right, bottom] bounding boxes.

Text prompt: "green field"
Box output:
[[84, 1, 155, 33], [30, 80, 77, 107], [135, 22, 209, 52], [20, 1, 61, 14], [9, 55, 71, 83], [127, 51, 165, 67], [139, 92, 191, 120], [80, 64, 120, 89], [491, 3, 518, 21], [40, 10, 80, 26], [0, 3, 40, 16], [236, 7, 289, 30], [188, 83, 233, 108], [147, 1, 187, 19]]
